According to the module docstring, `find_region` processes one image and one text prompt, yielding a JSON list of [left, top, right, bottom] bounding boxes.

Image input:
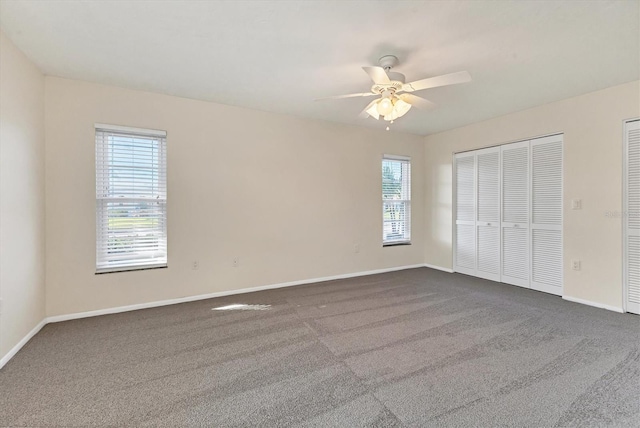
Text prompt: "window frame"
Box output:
[[95, 123, 168, 274], [382, 154, 411, 246]]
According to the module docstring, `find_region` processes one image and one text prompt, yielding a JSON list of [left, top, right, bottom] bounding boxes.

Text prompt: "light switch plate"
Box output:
[[571, 199, 582, 210]]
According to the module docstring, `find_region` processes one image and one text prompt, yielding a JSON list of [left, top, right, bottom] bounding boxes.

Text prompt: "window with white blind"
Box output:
[[382, 155, 411, 245], [95, 124, 167, 273]]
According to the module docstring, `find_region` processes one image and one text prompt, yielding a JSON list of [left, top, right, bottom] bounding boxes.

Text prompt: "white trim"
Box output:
[[452, 132, 563, 155], [383, 154, 411, 161], [562, 296, 624, 313], [0, 319, 46, 370], [94, 123, 167, 137], [96, 263, 167, 274], [47, 264, 426, 323], [424, 263, 454, 273]]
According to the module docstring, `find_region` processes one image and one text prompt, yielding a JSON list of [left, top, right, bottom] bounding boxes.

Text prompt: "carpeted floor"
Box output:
[[1, 267, 639, 427]]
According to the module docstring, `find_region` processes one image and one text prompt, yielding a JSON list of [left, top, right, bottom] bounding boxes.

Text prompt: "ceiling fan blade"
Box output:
[[359, 99, 380, 119], [397, 93, 436, 110], [402, 71, 471, 93], [362, 66, 391, 85], [315, 92, 376, 100]]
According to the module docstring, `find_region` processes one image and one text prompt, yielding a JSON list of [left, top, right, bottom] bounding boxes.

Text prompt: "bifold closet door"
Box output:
[[625, 120, 640, 314], [454, 152, 476, 276], [501, 141, 530, 288], [531, 135, 563, 295], [476, 147, 501, 281]]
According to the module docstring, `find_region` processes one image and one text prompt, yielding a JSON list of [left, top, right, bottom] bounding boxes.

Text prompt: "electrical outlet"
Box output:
[[354, 244, 360, 253], [233, 257, 239, 268], [572, 260, 581, 271], [192, 260, 199, 270]]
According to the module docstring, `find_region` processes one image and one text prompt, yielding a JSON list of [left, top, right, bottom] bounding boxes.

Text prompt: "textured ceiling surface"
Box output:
[[0, 0, 638, 135]]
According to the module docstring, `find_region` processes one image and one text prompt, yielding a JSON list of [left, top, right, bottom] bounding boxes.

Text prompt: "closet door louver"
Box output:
[[476, 147, 501, 281], [454, 152, 476, 276], [501, 141, 530, 288], [530, 135, 563, 295], [625, 120, 640, 314]]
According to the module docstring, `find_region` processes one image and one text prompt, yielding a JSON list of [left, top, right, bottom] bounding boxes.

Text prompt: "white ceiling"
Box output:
[[1, 0, 638, 135]]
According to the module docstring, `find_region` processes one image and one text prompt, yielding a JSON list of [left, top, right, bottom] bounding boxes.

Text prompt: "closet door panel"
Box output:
[[503, 227, 529, 283], [477, 226, 500, 277], [476, 147, 501, 281], [454, 153, 476, 276], [532, 229, 562, 289], [530, 136, 563, 295], [456, 224, 476, 271], [501, 141, 530, 288], [626, 120, 640, 314]]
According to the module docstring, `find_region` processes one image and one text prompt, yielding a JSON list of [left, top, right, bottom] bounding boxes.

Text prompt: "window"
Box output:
[[95, 124, 167, 273], [382, 155, 411, 245]]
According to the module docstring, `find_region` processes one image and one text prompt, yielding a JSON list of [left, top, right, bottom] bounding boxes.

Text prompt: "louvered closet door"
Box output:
[[454, 152, 476, 276], [501, 141, 530, 288], [625, 120, 640, 314], [530, 135, 563, 295], [476, 147, 501, 281]]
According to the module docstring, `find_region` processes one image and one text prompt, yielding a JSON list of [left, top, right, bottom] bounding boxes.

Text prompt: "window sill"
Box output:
[[96, 264, 167, 275], [383, 241, 411, 247]]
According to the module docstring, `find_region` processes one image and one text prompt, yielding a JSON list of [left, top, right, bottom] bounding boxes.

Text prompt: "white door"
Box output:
[[501, 141, 530, 288], [625, 119, 640, 314], [476, 147, 501, 281], [530, 135, 563, 296], [454, 152, 476, 276]]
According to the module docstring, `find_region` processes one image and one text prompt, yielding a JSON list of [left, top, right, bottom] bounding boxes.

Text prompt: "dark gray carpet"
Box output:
[[1, 267, 639, 427]]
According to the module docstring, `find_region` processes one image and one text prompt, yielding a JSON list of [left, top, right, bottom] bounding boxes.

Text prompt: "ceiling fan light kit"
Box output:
[[318, 55, 471, 128]]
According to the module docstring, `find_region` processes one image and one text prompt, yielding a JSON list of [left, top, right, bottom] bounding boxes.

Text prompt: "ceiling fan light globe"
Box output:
[[394, 99, 412, 118], [384, 108, 399, 121], [365, 103, 380, 120], [377, 98, 394, 116]]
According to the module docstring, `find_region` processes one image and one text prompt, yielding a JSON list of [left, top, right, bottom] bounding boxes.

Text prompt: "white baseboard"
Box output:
[[2, 264, 427, 368], [47, 264, 427, 323], [562, 296, 624, 313], [10, 265, 624, 371], [423, 263, 454, 273], [0, 319, 46, 370]]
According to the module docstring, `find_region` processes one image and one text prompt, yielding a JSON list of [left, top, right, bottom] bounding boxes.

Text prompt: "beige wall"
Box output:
[[0, 32, 46, 359], [44, 77, 425, 317], [424, 80, 640, 309]]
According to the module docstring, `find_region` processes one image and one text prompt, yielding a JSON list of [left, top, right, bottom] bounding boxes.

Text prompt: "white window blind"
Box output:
[[95, 125, 167, 273], [382, 156, 411, 244]]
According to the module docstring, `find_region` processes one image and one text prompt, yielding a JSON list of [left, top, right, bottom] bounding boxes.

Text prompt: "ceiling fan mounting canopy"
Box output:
[[378, 55, 399, 70]]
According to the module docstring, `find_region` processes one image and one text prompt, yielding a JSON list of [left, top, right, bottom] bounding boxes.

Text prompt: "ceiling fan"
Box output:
[[317, 55, 471, 124]]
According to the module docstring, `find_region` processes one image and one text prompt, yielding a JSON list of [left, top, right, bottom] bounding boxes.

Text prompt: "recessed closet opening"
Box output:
[[453, 134, 564, 296]]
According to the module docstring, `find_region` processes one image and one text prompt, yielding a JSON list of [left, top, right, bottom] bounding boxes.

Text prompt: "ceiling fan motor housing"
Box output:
[[371, 80, 403, 95], [371, 56, 405, 95]]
